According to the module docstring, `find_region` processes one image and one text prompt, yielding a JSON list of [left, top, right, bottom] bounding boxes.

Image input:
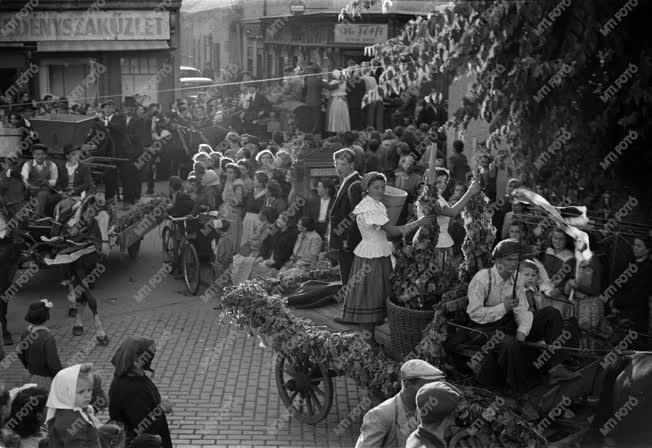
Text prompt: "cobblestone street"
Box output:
[[1, 226, 366, 447]]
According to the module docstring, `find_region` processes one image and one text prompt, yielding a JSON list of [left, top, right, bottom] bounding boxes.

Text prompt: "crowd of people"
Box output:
[[1, 64, 651, 448]]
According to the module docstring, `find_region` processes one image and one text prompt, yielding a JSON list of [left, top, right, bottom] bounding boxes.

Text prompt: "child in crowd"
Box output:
[[17, 300, 63, 389], [167, 176, 194, 218], [211, 220, 234, 284], [46, 364, 102, 448]]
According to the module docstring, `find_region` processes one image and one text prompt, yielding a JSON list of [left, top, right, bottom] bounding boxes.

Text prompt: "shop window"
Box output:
[[48, 61, 99, 106], [121, 56, 161, 105]]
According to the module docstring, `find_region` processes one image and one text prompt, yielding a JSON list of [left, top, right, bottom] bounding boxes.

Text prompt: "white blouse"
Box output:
[[436, 197, 454, 248], [413, 196, 454, 248], [353, 195, 393, 259]]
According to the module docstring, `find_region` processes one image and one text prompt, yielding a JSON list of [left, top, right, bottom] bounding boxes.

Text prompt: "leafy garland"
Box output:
[[389, 183, 445, 309], [459, 173, 497, 282]]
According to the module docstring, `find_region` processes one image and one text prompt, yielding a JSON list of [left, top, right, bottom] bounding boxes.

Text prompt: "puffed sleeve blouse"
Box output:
[[352, 195, 393, 259]]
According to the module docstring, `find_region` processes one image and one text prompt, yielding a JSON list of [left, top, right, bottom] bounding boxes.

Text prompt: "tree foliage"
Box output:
[[342, 0, 652, 205]]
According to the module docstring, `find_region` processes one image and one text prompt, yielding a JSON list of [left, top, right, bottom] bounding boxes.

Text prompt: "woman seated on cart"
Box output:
[[51, 144, 94, 234]]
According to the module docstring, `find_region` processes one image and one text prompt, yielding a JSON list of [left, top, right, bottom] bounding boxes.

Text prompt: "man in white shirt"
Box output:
[[466, 239, 577, 393]]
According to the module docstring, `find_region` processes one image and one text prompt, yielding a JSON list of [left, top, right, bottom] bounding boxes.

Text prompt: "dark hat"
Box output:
[[100, 100, 115, 108], [64, 144, 82, 156], [123, 96, 138, 107], [492, 238, 522, 259], [284, 65, 295, 73], [25, 299, 53, 325], [29, 143, 48, 153], [416, 381, 462, 424]]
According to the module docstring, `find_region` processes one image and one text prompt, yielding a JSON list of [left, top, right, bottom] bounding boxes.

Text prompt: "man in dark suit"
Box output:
[[347, 66, 366, 131], [121, 96, 147, 207], [241, 81, 272, 139], [304, 64, 326, 135], [85, 101, 118, 201], [328, 148, 362, 322]]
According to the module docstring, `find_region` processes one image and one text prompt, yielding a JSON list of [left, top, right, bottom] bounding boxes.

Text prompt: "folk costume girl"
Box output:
[[17, 300, 63, 389], [338, 172, 432, 349], [240, 171, 268, 247], [219, 163, 245, 253]]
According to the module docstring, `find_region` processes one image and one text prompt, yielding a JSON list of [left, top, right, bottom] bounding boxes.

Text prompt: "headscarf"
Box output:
[[201, 169, 221, 187], [110, 336, 156, 377], [225, 132, 239, 146], [45, 364, 94, 425], [360, 171, 386, 194]]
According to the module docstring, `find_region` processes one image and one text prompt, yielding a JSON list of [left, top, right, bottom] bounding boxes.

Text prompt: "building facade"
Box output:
[[0, 0, 181, 107], [179, 0, 243, 77], [241, 0, 436, 78]]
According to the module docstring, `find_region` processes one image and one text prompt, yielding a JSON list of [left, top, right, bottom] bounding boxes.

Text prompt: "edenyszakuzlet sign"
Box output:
[[0, 11, 170, 41], [334, 23, 388, 44]]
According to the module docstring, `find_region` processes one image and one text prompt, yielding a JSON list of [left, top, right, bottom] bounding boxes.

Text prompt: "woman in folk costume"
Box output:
[[46, 364, 103, 448], [240, 171, 268, 247], [412, 168, 481, 271], [339, 172, 432, 349], [326, 69, 351, 133], [108, 337, 172, 448], [219, 163, 245, 253]]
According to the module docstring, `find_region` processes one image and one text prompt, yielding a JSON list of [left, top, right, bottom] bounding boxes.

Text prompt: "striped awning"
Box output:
[[37, 40, 169, 52]]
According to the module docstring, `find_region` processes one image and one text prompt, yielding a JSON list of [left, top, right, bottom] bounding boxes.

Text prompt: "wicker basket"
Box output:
[[573, 296, 604, 330], [387, 298, 434, 360]]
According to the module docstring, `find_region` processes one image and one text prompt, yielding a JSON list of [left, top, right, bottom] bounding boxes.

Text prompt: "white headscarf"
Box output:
[[46, 364, 95, 425]]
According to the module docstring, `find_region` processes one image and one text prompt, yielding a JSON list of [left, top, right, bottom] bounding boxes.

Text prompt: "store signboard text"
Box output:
[[334, 24, 388, 44], [0, 11, 170, 41]]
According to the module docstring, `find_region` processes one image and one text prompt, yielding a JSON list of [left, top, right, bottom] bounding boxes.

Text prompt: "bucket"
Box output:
[[382, 186, 407, 226]]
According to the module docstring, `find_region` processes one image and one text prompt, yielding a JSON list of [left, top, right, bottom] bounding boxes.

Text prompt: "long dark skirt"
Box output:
[[341, 255, 392, 324]]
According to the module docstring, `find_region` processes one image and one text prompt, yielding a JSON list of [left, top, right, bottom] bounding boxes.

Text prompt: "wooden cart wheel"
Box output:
[[127, 240, 141, 260], [162, 226, 176, 268], [274, 353, 333, 425], [182, 242, 200, 295]]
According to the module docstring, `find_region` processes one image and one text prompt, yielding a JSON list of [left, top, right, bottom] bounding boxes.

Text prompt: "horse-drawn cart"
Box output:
[[215, 267, 629, 447]]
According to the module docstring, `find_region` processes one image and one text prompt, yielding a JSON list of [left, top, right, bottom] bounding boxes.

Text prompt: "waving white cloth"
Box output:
[[512, 188, 591, 275], [46, 364, 96, 426]]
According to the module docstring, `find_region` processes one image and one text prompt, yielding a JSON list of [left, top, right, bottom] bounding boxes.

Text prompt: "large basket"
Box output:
[[387, 298, 434, 360], [382, 186, 407, 226]]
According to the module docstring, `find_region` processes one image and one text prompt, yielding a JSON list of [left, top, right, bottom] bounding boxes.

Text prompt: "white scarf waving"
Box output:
[[512, 188, 592, 269]]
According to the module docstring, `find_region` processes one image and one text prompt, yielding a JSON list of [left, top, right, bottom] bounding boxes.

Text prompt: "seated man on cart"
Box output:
[[51, 144, 94, 235], [466, 239, 578, 395], [20, 143, 58, 218]]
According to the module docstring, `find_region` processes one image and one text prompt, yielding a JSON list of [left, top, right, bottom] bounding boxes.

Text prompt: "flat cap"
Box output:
[[100, 100, 115, 108], [416, 381, 462, 424], [492, 238, 522, 259], [29, 143, 48, 153], [400, 359, 445, 381]]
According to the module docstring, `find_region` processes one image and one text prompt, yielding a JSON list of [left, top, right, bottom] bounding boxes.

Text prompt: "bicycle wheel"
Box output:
[[162, 226, 176, 269], [182, 242, 200, 295]]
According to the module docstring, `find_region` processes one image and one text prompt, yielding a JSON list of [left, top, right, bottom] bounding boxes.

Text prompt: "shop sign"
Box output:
[[289, 0, 305, 16], [0, 11, 170, 42], [334, 23, 388, 44]]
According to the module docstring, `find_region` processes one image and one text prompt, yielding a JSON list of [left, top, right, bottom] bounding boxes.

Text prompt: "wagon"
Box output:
[[245, 276, 622, 447]]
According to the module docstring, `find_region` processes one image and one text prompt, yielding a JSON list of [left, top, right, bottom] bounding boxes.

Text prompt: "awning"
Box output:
[[37, 40, 169, 52]]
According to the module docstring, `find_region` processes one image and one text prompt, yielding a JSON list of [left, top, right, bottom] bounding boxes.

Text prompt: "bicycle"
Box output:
[[162, 212, 219, 295]]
